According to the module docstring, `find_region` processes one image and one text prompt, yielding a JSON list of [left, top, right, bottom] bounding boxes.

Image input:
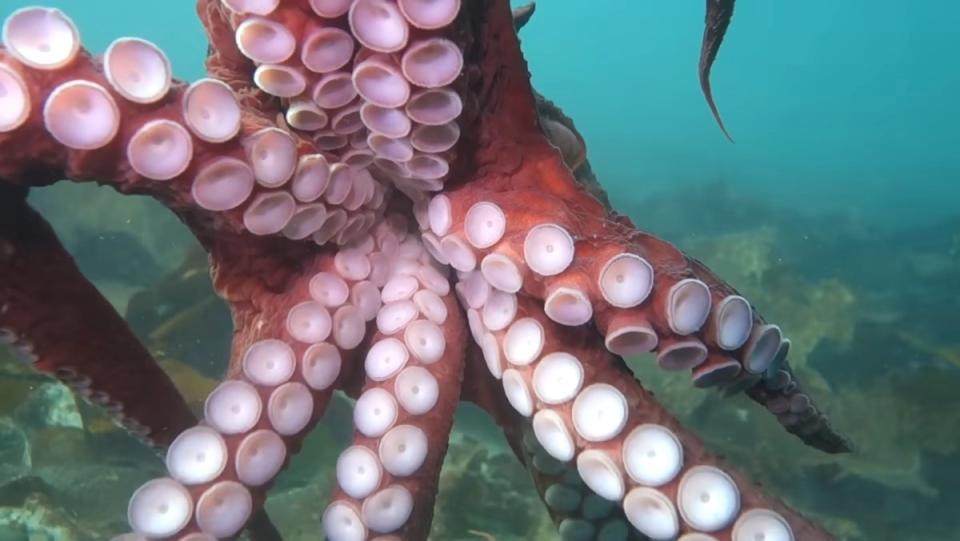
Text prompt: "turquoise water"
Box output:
[[0, 1, 958, 540], [5, 0, 957, 225], [519, 1, 960, 228]]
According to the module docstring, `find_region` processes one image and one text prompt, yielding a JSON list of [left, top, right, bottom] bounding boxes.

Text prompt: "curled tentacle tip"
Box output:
[[512, 2, 536, 31], [700, 0, 736, 142]]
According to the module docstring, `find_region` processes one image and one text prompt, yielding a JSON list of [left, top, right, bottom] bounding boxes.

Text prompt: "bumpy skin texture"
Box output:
[[0, 1, 846, 540]]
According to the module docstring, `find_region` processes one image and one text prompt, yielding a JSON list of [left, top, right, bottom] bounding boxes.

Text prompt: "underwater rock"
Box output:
[[32, 461, 156, 536], [264, 482, 332, 541], [432, 433, 555, 541], [27, 184, 194, 316], [626, 181, 781, 241], [0, 354, 49, 414], [26, 428, 95, 476], [7, 174, 960, 539], [152, 358, 219, 414], [681, 226, 778, 286], [29, 183, 191, 280], [0, 419, 29, 485], [125, 246, 232, 377], [69, 227, 162, 288], [13, 382, 82, 430], [0, 494, 82, 541]]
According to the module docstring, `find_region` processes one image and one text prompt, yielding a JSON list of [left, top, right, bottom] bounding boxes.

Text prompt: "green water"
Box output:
[[0, 1, 958, 540]]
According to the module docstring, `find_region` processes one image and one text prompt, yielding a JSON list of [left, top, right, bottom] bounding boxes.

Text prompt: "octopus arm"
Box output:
[[125, 247, 374, 540], [456, 285, 836, 539], [0, 33, 369, 244], [428, 159, 850, 454], [512, 2, 537, 31], [463, 348, 645, 540], [0, 186, 285, 540], [195, 0, 284, 116], [700, 0, 737, 141], [325, 291, 467, 540], [0, 0, 851, 538], [0, 186, 195, 447], [428, 0, 849, 454]]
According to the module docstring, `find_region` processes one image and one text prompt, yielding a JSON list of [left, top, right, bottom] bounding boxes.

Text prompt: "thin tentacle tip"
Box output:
[[820, 432, 855, 455], [700, 0, 737, 142], [512, 2, 536, 31]]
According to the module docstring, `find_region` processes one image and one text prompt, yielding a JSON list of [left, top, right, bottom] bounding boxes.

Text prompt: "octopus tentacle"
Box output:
[[700, 0, 736, 141], [519, 424, 638, 541], [0, 9, 387, 245], [0, 0, 848, 538], [459, 297, 821, 541], [685, 260, 850, 452], [424, 177, 849, 453], [512, 2, 537, 31], [196, 0, 277, 113], [0, 189, 285, 541], [744, 361, 852, 453], [475, 294, 831, 540], [522, 36, 848, 455], [463, 355, 639, 540], [188, 0, 472, 236], [324, 235, 466, 539], [421, 11, 849, 449], [0, 186, 195, 447], [123, 247, 368, 539]]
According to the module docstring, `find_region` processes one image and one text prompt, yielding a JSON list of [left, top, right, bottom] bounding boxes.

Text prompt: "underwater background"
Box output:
[[0, 0, 958, 539]]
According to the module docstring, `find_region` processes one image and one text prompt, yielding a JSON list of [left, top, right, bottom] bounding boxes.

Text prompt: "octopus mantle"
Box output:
[[0, 1, 849, 540]]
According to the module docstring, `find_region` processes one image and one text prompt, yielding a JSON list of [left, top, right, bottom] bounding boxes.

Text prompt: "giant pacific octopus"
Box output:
[[0, 0, 851, 539]]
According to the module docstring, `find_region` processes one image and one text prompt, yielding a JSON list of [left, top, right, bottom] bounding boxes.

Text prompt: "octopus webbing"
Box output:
[[0, 1, 851, 540]]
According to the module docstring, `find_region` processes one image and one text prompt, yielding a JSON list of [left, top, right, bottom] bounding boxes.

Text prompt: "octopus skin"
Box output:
[[0, 1, 849, 540]]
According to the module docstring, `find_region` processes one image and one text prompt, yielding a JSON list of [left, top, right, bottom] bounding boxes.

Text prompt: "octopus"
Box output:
[[0, 0, 851, 540]]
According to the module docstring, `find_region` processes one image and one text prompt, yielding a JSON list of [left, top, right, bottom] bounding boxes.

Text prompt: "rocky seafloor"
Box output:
[[1, 180, 958, 540]]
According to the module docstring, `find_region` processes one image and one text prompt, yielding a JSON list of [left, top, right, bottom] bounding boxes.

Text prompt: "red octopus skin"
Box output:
[[0, 1, 845, 540]]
